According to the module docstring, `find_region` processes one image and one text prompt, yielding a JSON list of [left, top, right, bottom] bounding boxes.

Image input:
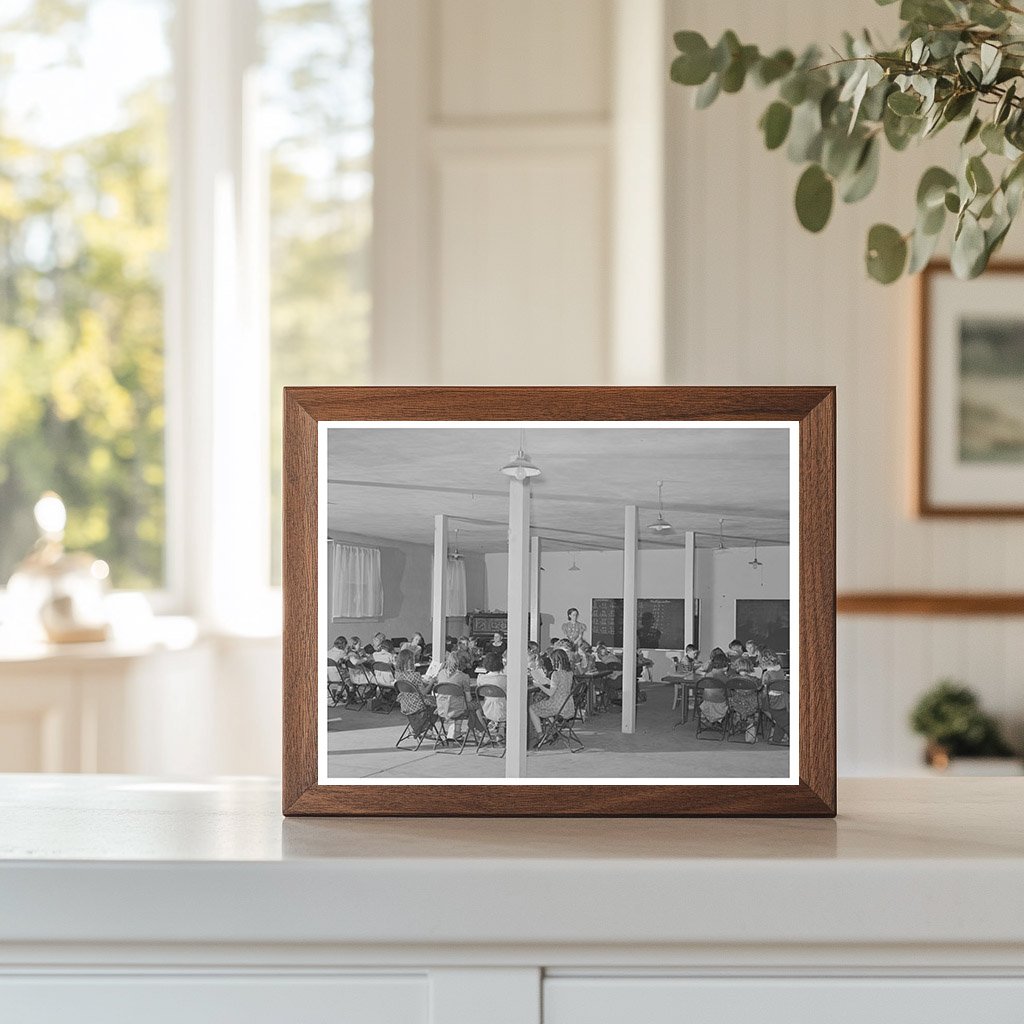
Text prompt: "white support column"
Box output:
[[431, 515, 448, 660], [529, 536, 541, 645], [684, 530, 696, 648], [506, 480, 532, 778], [621, 505, 638, 734]]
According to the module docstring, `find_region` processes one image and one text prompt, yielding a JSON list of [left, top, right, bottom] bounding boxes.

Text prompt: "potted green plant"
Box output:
[[909, 680, 1017, 770]]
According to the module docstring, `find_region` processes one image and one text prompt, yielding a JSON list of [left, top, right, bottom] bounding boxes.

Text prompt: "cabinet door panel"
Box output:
[[544, 977, 1024, 1023], [0, 974, 427, 1024]]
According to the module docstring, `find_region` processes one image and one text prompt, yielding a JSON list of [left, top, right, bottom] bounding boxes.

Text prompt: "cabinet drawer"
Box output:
[[544, 977, 1024, 1023], [0, 974, 427, 1024]]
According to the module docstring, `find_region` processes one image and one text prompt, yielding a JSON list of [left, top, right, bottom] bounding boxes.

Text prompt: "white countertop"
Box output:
[[1, 775, 1022, 953]]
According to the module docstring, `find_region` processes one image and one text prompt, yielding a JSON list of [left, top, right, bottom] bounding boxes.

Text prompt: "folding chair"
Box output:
[[344, 660, 377, 708], [370, 660, 398, 714], [326, 658, 346, 707], [394, 679, 445, 750], [536, 677, 587, 753], [433, 682, 486, 754], [694, 681, 729, 741], [761, 677, 790, 746], [725, 678, 762, 744], [475, 683, 507, 757]]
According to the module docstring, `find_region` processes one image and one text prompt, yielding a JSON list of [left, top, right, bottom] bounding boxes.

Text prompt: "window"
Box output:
[[261, 0, 373, 581], [0, 0, 373, 617], [0, 0, 172, 589]]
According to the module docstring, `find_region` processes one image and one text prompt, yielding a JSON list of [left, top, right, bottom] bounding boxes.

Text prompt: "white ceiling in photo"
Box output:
[[326, 425, 791, 553]]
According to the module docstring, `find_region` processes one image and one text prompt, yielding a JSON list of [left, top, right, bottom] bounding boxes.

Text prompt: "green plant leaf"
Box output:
[[779, 73, 807, 106], [795, 164, 834, 232], [908, 220, 942, 273], [710, 30, 740, 73], [842, 137, 880, 203], [671, 32, 713, 86], [866, 223, 907, 283], [888, 90, 921, 115], [962, 115, 983, 145], [721, 44, 759, 93], [951, 211, 986, 278], [967, 154, 995, 196], [754, 49, 795, 87], [981, 122, 1005, 155], [694, 73, 721, 109], [917, 166, 957, 210], [787, 100, 823, 162], [944, 190, 960, 213], [760, 101, 792, 150]]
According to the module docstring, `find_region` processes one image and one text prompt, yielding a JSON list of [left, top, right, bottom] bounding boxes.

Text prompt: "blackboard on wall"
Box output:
[[735, 599, 789, 653], [590, 598, 687, 650]]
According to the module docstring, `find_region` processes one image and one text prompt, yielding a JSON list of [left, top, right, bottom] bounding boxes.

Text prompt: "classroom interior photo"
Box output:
[[323, 424, 794, 780]]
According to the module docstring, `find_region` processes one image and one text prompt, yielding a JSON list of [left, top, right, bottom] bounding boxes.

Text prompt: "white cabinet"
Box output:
[[1, 777, 1022, 1023]]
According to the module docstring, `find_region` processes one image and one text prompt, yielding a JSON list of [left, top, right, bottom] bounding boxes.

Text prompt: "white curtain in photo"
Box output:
[[445, 557, 467, 617], [332, 544, 383, 618]]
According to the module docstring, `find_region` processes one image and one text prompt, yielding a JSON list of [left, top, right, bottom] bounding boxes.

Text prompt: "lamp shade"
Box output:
[[499, 448, 541, 479]]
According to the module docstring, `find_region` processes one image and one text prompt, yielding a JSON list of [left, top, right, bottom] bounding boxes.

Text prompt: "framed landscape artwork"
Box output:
[[918, 262, 1024, 516], [282, 387, 836, 817]]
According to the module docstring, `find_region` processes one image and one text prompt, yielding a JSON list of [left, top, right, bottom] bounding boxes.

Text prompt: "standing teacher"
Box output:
[[561, 607, 587, 649]]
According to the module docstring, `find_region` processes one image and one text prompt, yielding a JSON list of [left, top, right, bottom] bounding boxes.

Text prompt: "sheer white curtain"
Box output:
[[331, 543, 383, 618], [445, 557, 467, 617]]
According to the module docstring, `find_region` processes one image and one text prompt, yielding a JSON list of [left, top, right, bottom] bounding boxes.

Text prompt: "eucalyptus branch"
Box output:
[[670, 0, 1024, 283]]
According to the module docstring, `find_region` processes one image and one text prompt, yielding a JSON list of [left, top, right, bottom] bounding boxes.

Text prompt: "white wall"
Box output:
[[665, 0, 1024, 772], [484, 543, 789, 679], [695, 547, 790, 653]]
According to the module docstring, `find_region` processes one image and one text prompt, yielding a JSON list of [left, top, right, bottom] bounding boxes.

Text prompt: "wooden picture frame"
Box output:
[[283, 387, 836, 817], [917, 260, 1024, 517]]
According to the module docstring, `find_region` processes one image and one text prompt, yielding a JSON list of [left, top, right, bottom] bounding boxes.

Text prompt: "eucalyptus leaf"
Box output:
[[917, 166, 957, 210], [951, 212, 987, 278], [967, 154, 995, 195], [787, 101, 823, 162], [888, 90, 921, 115], [866, 223, 908, 283], [694, 73, 721, 109], [981, 121, 1005, 155], [962, 115, 983, 145], [842, 137, 881, 203], [760, 101, 793, 150], [795, 164, 834, 232], [754, 49, 795, 87], [908, 221, 943, 273]]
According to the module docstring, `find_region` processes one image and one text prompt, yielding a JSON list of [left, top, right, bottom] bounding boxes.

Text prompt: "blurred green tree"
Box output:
[[0, 0, 170, 588]]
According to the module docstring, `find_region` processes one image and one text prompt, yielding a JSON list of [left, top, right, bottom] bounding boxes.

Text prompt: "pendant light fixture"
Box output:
[[499, 428, 541, 479], [568, 548, 581, 572], [713, 517, 728, 555], [449, 528, 463, 561], [647, 480, 673, 534], [748, 538, 763, 569]]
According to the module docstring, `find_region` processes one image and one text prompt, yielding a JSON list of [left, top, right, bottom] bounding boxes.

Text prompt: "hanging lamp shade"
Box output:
[[499, 448, 541, 479], [647, 480, 673, 533], [499, 429, 541, 479]]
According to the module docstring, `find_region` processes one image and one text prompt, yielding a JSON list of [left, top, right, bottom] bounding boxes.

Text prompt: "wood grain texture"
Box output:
[[838, 592, 1024, 616], [282, 387, 836, 817], [916, 260, 1024, 518]]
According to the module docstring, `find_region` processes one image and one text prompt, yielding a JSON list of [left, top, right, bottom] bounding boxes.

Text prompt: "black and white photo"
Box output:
[[318, 421, 798, 784]]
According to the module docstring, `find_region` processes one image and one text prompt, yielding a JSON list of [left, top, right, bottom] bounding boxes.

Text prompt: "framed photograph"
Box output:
[[282, 387, 836, 816], [917, 261, 1024, 516]]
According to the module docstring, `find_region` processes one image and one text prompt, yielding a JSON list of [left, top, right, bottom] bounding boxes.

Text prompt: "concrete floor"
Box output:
[[325, 681, 790, 781]]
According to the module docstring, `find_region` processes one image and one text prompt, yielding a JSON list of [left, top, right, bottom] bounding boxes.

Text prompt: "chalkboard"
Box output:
[[590, 598, 687, 650], [735, 599, 789, 653]]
